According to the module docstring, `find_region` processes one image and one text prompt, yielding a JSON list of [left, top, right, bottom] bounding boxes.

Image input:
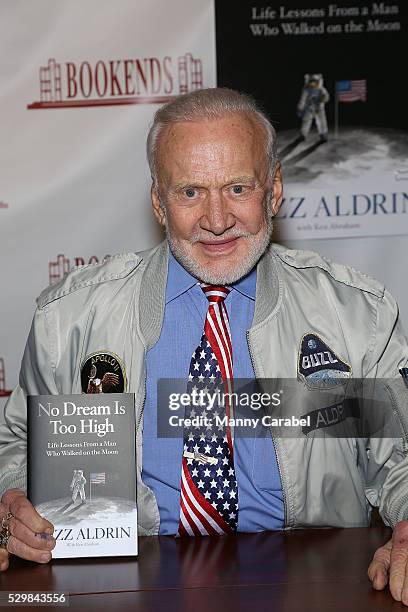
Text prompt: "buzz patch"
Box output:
[[81, 351, 127, 394], [298, 333, 351, 386]]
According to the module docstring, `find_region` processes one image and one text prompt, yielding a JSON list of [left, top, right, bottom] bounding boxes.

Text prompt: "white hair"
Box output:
[[146, 87, 278, 186]]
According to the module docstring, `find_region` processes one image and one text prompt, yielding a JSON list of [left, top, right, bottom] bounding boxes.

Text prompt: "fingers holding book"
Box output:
[[0, 488, 55, 569]]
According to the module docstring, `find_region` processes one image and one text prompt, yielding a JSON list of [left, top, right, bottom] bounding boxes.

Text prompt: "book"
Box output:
[[27, 393, 138, 558]]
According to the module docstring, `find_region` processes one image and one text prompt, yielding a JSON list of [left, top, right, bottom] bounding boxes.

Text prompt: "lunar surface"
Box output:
[[36, 496, 136, 526], [278, 127, 408, 188]]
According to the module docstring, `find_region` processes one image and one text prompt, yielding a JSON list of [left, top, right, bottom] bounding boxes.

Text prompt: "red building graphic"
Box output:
[[39, 59, 62, 103], [0, 358, 12, 397], [178, 54, 203, 94], [49, 254, 70, 285]]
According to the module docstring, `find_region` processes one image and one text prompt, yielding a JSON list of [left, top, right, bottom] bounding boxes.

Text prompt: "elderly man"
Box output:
[[0, 88, 408, 603]]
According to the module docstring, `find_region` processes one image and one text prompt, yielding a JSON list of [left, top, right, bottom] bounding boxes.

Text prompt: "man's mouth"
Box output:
[[198, 237, 240, 254]]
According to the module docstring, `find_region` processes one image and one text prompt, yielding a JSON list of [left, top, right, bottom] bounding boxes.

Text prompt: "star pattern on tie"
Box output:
[[178, 285, 238, 536], [183, 335, 238, 528], [188, 336, 220, 385]]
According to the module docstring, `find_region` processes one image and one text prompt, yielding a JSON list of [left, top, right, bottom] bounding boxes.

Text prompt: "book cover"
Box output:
[[216, 0, 407, 240], [27, 393, 138, 559]]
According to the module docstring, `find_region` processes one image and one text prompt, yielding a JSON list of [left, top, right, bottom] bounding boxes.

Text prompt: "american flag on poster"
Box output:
[[90, 472, 106, 484], [336, 79, 367, 102]]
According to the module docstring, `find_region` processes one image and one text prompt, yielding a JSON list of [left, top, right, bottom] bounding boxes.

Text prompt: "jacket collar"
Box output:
[[138, 240, 169, 350], [138, 239, 281, 350], [252, 243, 282, 328]]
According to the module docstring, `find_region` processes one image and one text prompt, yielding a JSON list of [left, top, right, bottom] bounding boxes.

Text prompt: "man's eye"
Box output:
[[232, 185, 244, 194], [184, 188, 196, 198]]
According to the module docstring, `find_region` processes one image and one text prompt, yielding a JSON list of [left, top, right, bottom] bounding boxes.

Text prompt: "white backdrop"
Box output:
[[0, 0, 216, 408]]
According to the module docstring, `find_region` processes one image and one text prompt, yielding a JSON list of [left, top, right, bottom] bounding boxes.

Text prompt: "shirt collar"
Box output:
[[166, 251, 257, 304], [166, 252, 198, 304], [232, 268, 256, 300]]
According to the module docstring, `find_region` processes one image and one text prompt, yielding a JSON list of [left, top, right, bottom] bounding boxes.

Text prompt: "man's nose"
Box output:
[[200, 191, 235, 235]]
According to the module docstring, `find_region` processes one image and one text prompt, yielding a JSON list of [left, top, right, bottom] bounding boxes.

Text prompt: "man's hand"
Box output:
[[368, 520, 408, 605], [0, 489, 55, 571]]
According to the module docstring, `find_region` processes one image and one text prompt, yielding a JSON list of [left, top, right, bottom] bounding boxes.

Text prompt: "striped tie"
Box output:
[[178, 285, 238, 536]]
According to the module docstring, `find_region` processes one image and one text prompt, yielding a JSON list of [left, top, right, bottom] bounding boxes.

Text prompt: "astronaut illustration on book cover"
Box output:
[[35, 466, 135, 527], [70, 469, 86, 504], [297, 73, 330, 142]]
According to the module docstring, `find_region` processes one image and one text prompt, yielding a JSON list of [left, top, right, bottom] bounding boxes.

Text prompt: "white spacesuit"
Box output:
[[70, 469, 86, 504], [297, 73, 329, 141]]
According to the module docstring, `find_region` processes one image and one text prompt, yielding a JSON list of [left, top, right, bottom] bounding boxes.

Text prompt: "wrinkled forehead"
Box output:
[[155, 112, 268, 182]]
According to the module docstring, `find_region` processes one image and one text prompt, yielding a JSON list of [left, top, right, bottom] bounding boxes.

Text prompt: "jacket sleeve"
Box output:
[[0, 305, 59, 495], [363, 288, 408, 527]]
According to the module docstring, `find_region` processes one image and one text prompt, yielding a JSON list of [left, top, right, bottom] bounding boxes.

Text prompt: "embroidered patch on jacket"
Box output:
[[301, 399, 360, 434], [81, 351, 127, 394], [298, 333, 351, 385]]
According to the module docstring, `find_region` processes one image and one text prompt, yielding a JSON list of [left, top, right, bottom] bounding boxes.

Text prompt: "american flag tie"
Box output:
[[178, 285, 238, 536]]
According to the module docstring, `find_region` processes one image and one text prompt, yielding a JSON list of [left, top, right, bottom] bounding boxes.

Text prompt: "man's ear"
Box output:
[[151, 185, 166, 226], [270, 162, 283, 216]]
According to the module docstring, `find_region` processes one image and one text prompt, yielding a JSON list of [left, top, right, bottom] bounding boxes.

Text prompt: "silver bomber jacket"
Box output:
[[1, 240, 408, 534]]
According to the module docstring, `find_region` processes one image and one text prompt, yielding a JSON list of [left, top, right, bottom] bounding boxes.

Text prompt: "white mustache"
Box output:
[[190, 229, 251, 243]]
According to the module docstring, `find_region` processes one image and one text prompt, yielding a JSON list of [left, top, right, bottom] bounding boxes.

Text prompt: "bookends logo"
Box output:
[[81, 352, 127, 394], [28, 54, 204, 110]]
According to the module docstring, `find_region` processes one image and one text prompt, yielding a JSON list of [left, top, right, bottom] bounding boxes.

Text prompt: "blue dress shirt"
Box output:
[[142, 252, 284, 534]]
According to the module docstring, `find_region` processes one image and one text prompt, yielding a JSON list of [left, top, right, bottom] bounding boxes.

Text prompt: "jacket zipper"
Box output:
[[136, 353, 147, 434], [246, 330, 288, 527]]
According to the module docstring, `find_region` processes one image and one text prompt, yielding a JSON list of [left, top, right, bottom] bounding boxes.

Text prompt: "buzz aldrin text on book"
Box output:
[[27, 394, 138, 559]]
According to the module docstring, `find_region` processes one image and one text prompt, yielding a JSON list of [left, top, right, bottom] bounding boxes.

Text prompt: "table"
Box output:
[[0, 527, 398, 611]]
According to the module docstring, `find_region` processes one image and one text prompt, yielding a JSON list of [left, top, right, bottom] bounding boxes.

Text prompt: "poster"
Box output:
[[216, 0, 408, 240]]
